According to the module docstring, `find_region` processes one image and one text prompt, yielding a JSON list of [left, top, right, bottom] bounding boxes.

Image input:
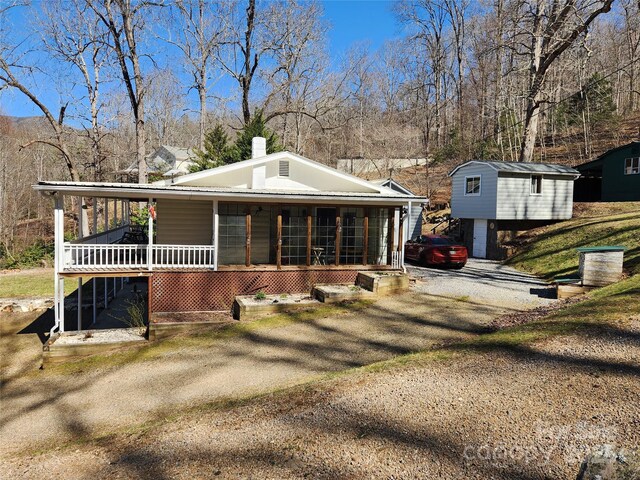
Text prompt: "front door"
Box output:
[[472, 219, 487, 258]]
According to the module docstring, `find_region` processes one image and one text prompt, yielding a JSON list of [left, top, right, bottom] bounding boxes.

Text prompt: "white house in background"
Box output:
[[122, 145, 195, 178], [34, 138, 416, 335], [448, 160, 580, 259], [336, 157, 429, 177], [369, 178, 429, 240]]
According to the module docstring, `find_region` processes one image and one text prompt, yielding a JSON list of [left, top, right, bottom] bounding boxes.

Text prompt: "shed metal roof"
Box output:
[[449, 160, 580, 177]]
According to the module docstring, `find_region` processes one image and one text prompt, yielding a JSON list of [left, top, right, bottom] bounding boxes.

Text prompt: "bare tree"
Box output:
[[517, 0, 614, 162], [161, 0, 230, 149], [89, 0, 154, 183], [39, 0, 110, 181], [261, 0, 329, 152]]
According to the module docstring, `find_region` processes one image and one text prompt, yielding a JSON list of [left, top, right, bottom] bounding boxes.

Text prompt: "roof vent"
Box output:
[[279, 160, 290, 177]]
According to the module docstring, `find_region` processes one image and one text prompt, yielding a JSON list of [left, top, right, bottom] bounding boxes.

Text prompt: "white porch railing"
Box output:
[[391, 251, 400, 269], [64, 243, 215, 271]]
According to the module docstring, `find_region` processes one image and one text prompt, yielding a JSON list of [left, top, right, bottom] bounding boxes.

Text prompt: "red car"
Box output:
[[405, 234, 468, 268]]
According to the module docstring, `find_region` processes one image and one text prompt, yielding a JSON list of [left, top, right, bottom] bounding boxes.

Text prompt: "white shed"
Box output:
[[448, 160, 579, 259]]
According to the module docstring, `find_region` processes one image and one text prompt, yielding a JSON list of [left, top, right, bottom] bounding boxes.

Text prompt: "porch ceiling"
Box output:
[[33, 181, 415, 205]]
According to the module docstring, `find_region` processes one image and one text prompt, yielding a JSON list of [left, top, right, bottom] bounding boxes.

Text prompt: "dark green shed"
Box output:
[[574, 141, 640, 202]]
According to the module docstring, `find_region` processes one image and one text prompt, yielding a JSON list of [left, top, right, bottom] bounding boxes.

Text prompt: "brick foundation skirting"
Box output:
[[151, 270, 360, 312]]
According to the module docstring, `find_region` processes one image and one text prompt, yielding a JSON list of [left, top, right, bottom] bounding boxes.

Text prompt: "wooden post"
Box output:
[[306, 207, 312, 266], [387, 208, 395, 265], [398, 208, 404, 253], [213, 200, 219, 271], [363, 208, 369, 265], [245, 207, 251, 267], [335, 207, 341, 266], [276, 210, 282, 269], [147, 198, 154, 272]]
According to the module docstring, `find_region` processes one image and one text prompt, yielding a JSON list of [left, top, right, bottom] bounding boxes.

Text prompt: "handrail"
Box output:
[[63, 243, 215, 270]]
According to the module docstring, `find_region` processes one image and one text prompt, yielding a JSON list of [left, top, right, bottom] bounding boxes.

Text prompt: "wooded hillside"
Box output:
[[1, 0, 638, 258]]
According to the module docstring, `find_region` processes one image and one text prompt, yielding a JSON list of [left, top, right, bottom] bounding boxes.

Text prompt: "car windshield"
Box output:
[[429, 237, 454, 246]]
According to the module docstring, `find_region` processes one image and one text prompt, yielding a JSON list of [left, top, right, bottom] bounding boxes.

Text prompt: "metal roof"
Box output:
[[33, 180, 414, 204], [449, 160, 580, 177]]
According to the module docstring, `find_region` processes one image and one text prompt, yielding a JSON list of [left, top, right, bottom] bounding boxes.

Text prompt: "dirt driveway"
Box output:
[[1, 261, 554, 456]]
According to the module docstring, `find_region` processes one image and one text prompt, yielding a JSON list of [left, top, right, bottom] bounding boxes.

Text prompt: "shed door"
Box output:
[[472, 219, 487, 258]]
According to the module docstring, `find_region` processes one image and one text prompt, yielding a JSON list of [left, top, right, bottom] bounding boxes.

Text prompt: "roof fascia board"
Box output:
[[33, 183, 412, 204]]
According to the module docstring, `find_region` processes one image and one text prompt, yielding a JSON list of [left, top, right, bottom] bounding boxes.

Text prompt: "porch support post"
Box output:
[[213, 200, 219, 271], [54, 194, 65, 333], [92, 197, 97, 235], [398, 206, 405, 269], [363, 208, 369, 265], [335, 207, 341, 266], [104, 198, 109, 309], [77, 199, 85, 331], [387, 208, 395, 265], [306, 207, 312, 266], [148, 198, 154, 272], [78, 197, 84, 239], [276, 210, 282, 270], [245, 207, 251, 267], [91, 199, 97, 326]]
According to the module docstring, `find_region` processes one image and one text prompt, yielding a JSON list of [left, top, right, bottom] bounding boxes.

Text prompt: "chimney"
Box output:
[[251, 137, 267, 159]]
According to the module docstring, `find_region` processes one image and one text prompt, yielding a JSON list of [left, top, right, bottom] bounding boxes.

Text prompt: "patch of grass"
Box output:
[[42, 300, 373, 376], [453, 295, 471, 303], [506, 206, 640, 279], [0, 269, 77, 299]]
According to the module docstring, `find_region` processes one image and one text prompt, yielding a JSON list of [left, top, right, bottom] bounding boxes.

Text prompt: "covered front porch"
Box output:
[[41, 188, 412, 334], [60, 199, 406, 273]]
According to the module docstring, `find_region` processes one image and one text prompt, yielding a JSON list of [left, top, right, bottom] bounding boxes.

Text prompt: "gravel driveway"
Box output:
[[1, 259, 555, 459], [407, 258, 556, 310]]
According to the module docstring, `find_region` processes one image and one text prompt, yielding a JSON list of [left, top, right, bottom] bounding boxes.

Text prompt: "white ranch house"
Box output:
[[449, 160, 580, 259], [35, 138, 417, 334]]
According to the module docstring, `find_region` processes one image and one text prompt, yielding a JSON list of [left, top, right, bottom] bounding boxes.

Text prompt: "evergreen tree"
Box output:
[[226, 110, 282, 163], [189, 124, 231, 172], [556, 73, 616, 128]]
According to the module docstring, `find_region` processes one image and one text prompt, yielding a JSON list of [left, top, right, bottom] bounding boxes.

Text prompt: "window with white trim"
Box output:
[[278, 160, 290, 177], [464, 176, 481, 196], [530, 174, 543, 195], [624, 157, 639, 175]]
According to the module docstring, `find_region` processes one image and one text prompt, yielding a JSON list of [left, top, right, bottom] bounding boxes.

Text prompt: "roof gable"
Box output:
[[575, 141, 640, 170], [370, 178, 416, 195], [155, 151, 390, 194]]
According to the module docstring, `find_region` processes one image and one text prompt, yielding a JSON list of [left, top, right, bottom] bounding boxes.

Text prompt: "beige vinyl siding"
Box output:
[[156, 199, 213, 245], [450, 164, 498, 219], [496, 173, 574, 220]]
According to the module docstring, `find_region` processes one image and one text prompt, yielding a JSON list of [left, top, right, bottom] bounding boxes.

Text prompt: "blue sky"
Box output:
[[1, 0, 401, 119], [323, 0, 399, 54]]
